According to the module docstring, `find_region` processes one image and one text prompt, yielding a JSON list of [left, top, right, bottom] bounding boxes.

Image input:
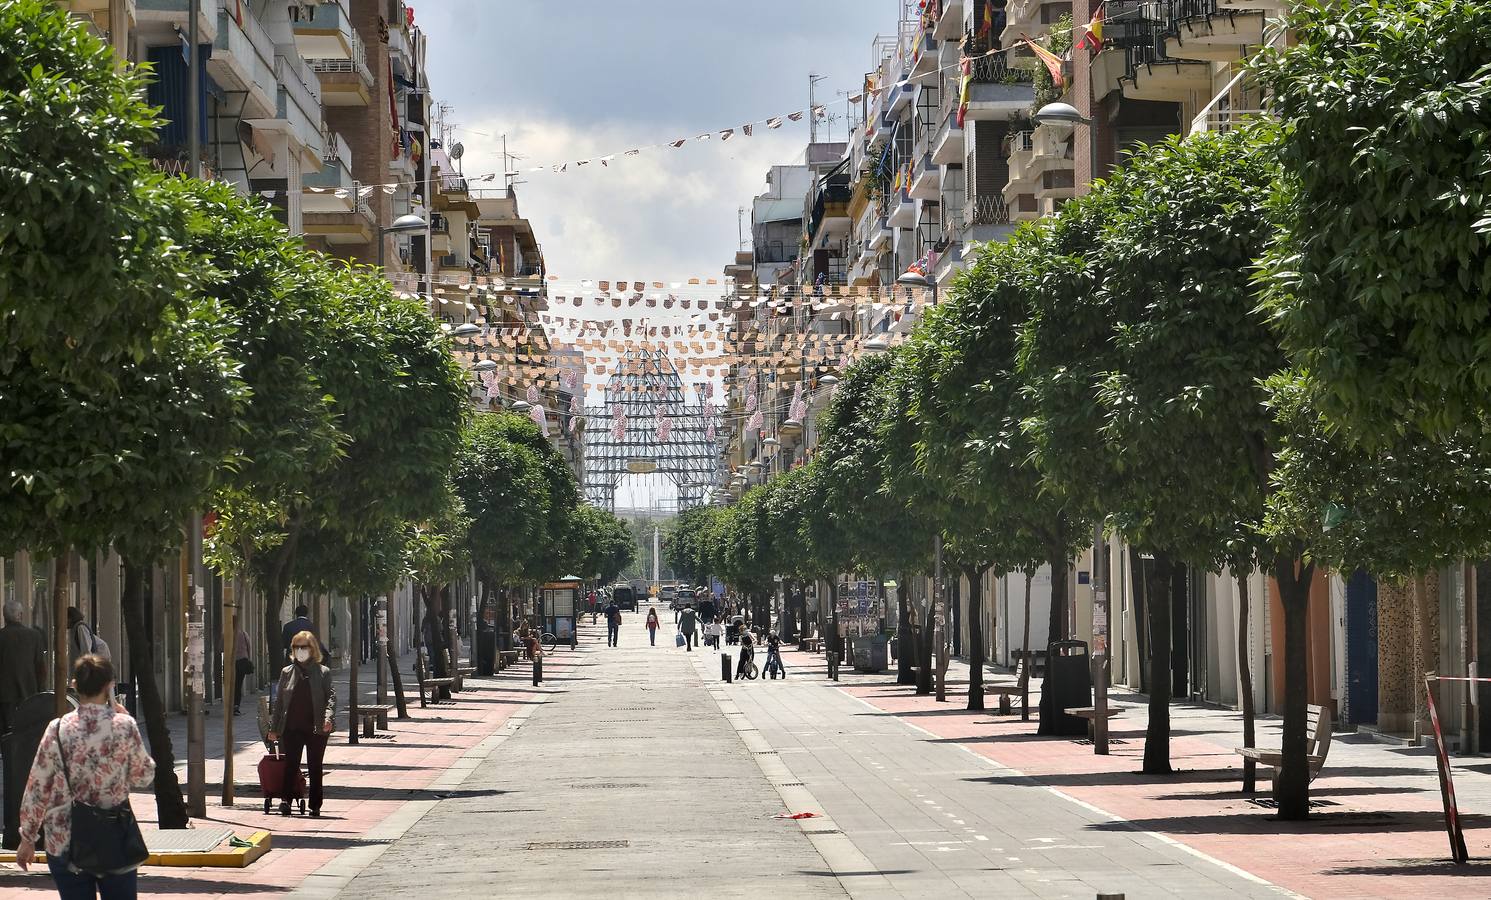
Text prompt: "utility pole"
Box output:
[[933, 534, 946, 702], [186, 0, 200, 179], [220, 578, 236, 806], [652, 525, 661, 587], [1092, 524, 1111, 754], [185, 515, 206, 818]]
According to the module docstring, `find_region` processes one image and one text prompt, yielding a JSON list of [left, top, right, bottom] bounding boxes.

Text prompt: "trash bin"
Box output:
[[852, 635, 889, 673], [1037, 640, 1092, 736], [2, 693, 72, 849]]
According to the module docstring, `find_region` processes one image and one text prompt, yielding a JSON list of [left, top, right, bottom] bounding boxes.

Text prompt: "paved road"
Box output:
[[329, 617, 1288, 898], [332, 615, 844, 899], [699, 648, 1291, 898]]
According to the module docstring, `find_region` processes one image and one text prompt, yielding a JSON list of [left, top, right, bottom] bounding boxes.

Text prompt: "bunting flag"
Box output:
[[530, 404, 549, 437], [705, 422, 716, 442], [525, 383, 541, 405], [766, 117, 784, 129], [980, 0, 995, 38], [719, 129, 734, 142], [957, 57, 973, 128], [1022, 34, 1067, 88], [1076, 2, 1106, 52], [747, 409, 764, 432], [787, 111, 805, 122], [746, 390, 758, 413]]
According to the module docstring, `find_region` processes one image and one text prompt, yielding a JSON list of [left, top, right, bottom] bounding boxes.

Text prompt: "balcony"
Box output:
[[887, 186, 916, 229], [309, 31, 372, 106], [931, 106, 964, 166], [909, 152, 940, 200], [908, 33, 941, 84], [1189, 106, 1265, 135], [1001, 0, 1072, 48], [209, 3, 275, 119], [1164, 1, 1268, 62], [291, 0, 354, 60], [302, 131, 355, 211], [429, 213, 453, 256], [966, 193, 1010, 228], [932, 0, 964, 40], [1035, 169, 1076, 205], [868, 214, 893, 251], [1104, 1, 1212, 103], [271, 55, 323, 158], [136, 0, 216, 42], [962, 56, 1037, 122], [1003, 130, 1037, 205]]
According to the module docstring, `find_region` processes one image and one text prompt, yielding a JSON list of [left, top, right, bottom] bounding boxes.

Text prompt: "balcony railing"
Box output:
[[966, 193, 1010, 227], [970, 53, 1036, 85], [308, 30, 371, 84]]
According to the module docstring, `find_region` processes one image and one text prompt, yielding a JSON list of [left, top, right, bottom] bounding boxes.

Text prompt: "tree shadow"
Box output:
[[963, 769, 1239, 788], [1324, 859, 1491, 877], [1085, 810, 1487, 836]]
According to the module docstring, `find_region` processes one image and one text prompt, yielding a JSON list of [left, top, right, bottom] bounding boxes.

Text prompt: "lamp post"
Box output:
[[1034, 100, 1109, 751], [376, 213, 429, 273], [898, 266, 948, 700]]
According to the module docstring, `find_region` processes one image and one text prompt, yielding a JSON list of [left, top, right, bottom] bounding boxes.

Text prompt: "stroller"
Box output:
[[726, 616, 745, 646]]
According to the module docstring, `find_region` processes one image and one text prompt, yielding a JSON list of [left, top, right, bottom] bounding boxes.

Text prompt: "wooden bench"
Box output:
[[984, 656, 1030, 715], [498, 649, 519, 670], [414, 647, 456, 708], [444, 650, 477, 692], [803, 637, 823, 653], [354, 704, 395, 738], [1237, 704, 1334, 787], [1064, 704, 1125, 739]]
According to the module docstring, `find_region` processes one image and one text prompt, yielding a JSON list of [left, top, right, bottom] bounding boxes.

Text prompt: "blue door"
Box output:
[[1345, 570, 1378, 725]]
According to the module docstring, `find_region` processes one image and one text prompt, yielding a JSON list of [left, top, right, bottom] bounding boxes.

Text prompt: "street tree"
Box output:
[[0, 0, 187, 383], [1254, 0, 1491, 444]]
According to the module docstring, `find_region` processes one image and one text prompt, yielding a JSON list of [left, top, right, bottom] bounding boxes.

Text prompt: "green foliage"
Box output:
[[404, 489, 472, 590], [815, 352, 933, 576], [452, 413, 581, 587], [0, 291, 247, 561], [664, 506, 712, 584], [0, 0, 188, 382], [1254, 0, 1491, 442], [1084, 130, 1281, 569], [570, 504, 635, 585]]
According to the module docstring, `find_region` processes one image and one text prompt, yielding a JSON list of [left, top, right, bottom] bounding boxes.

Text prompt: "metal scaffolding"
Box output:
[[583, 349, 722, 512]]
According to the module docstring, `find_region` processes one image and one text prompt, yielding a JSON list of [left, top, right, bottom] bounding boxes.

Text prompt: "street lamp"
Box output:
[[897, 266, 939, 306], [472, 359, 497, 373], [449, 323, 480, 338], [1035, 98, 1109, 750], [863, 335, 890, 354], [511, 400, 532, 414], [376, 213, 428, 271]]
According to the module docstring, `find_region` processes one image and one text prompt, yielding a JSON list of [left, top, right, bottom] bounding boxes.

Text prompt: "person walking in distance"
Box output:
[[66, 607, 109, 666], [267, 632, 336, 818], [16, 655, 154, 897], [233, 621, 254, 716], [645, 607, 661, 646], [678, 606, 698, 652], [280, 604, 323, 659], [605, 597, 622, 648], [0, 600, 44, 732]]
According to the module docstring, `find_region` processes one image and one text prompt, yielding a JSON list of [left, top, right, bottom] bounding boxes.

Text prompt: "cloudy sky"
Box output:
[[416, 0, 891, 280]]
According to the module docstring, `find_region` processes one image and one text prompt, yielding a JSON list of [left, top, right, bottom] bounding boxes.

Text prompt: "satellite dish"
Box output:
[[450, 141, 465, 160]]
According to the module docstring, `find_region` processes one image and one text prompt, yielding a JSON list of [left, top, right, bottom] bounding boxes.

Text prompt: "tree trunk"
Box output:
[[262, 569, 290, 670], [1272, 554, 1316, 820], [1021, 570, 1033, 721], [122, 561, 190, 829], [916, 587, 935, 695], [1237, 569, 1257, 793], [897, 574, 915, 685], [1038, 544, 1070, 726], [52, 556, 69, 717], [386, 593, 409, 719], [1143, 551, 1176, 775], [966, 566, 986, 711]]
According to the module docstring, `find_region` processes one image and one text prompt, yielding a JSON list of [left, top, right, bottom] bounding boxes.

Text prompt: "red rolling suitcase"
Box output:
[[258, 747, 307, 814]]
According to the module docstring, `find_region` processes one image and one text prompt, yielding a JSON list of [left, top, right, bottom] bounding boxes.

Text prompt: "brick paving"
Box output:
[[817, 646, 1491, 898], [0, 640, 564, 899]]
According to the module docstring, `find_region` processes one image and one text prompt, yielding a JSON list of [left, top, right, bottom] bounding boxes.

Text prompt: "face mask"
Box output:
[[294, 648, 311, 663]]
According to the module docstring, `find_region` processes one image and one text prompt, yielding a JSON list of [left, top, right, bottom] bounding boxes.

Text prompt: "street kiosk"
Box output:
[[542, 577, 583, 649]]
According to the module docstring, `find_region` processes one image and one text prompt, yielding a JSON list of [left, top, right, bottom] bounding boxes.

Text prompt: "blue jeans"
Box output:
[[607, 622, 620, 646], [47, 854, 138, 900]]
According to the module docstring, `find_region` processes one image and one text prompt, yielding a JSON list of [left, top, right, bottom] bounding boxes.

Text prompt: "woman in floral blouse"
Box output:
[[17, 654, 155, 898]]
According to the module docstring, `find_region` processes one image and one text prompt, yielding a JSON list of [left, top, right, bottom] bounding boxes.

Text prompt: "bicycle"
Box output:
[[541, 631, 558, 653]]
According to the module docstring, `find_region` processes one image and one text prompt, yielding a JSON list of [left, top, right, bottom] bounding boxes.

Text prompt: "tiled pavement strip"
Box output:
[[809, 646, 1491, 898], [2, 616, 1489, 897], [0, 639, 564, 899]]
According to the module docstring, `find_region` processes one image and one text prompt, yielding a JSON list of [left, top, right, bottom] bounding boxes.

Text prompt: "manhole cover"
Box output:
[[776, 782, 805, 787], [803, 829, 841, 836], [572, 783, 645, 790], [523, 840, 630, 851], [142, 826, 236, 853], [753, 751, 778, 756]]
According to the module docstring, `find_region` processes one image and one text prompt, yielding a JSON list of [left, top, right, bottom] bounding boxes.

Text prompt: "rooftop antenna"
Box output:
[[809, 73, 829, 143]]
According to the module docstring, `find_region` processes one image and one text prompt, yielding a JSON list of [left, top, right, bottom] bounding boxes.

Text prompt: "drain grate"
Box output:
[[803, 829, 842, 836], [1247, 798, 1340, 810], [752, 750, 779, 755], [775, 782, 805, 787], [1071, 738, 1129, 746], [523, 840, 630, 851], [571, 783, 645, 790]]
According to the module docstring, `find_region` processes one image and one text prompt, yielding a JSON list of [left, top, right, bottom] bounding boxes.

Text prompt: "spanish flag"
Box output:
[[956, 57, 973, 127], [1076, 2, 1106, 53], [1022, 33, 1066, 89], [979, 0, 995, 39]]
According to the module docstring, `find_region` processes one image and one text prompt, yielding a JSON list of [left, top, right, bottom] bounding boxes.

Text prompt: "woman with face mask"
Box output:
[[267, 631, 336, 817]]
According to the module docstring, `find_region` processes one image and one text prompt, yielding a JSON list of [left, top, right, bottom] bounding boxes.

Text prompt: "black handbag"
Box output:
[[53, 721, 150, 876]]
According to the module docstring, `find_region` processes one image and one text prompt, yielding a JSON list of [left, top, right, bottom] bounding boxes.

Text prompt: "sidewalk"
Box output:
[[0, 642, 569, 899], [797, 645, 1491, 897]]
